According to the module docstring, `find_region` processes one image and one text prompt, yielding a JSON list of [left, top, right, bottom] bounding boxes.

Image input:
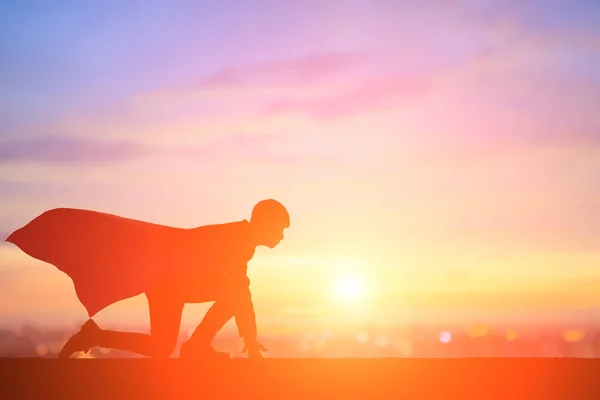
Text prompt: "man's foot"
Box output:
[[179, 341, 230, 360], [58, 319, 100, 359]]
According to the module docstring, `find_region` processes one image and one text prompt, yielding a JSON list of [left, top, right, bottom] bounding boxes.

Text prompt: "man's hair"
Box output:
[[250, 199, 290, 227]]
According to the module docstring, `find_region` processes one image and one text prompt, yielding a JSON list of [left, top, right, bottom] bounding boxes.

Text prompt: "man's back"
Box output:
[[7, 207, 256, 316], [157, 220, 256, 303], [184, 219, 255, 274]]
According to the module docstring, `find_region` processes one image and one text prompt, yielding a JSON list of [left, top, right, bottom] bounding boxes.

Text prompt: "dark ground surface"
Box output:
[[0, 358, 598, 399]]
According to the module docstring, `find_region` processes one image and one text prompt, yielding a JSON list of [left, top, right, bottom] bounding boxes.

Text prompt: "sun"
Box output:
[[335, 274, 364, 302]]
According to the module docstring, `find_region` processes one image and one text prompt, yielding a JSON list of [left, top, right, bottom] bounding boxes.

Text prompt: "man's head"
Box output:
[[249, 199, 290, 248]]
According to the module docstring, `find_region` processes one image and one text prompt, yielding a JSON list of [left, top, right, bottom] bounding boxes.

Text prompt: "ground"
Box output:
[[0, 358, 598, 399]]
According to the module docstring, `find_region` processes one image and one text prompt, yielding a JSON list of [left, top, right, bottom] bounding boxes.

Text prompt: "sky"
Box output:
[[0, 0, 599, 330]]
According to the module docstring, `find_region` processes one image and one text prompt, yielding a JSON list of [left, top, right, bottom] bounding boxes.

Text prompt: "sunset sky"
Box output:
[[1, 1, 599, 330]]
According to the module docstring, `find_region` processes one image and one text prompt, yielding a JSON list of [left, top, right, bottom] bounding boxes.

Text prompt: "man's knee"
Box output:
[[149, 336, 177, 358]]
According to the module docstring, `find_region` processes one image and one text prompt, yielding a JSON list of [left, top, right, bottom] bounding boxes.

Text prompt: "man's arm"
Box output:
[[231, 274, 257, 339], [228, 266, 267, 358]]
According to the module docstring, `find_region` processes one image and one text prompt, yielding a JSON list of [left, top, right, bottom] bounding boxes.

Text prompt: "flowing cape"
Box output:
[[5, 208, 252, 317]]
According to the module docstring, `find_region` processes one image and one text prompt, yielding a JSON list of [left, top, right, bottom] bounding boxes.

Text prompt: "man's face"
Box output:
[[261, 223, 287, 249]]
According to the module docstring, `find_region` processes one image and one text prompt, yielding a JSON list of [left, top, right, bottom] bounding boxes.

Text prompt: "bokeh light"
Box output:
[[439, 331, 452, 344], [563, 330, 586, 343], [505, 329, 518, 341], [356, 332, 369, 343]]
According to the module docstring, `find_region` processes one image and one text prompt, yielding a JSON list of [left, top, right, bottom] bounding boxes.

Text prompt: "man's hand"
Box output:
[[242, 337, 267, 359]]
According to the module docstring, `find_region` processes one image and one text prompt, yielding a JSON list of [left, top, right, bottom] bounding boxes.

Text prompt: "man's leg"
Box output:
[[95, 292, 184, 358], [60, 291, 184, 358], [186, 300, 235, 347], [178, 274, 238, 358], [179, 300, 234, 359]]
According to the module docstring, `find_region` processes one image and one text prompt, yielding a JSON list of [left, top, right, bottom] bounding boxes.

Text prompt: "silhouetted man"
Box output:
[[6, 199, 290, 359]]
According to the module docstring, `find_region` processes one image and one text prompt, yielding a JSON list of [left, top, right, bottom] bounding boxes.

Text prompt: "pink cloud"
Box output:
[[262, 76, 430, 120], [101, 52, 382, 130], [192, 51, 371, 89]]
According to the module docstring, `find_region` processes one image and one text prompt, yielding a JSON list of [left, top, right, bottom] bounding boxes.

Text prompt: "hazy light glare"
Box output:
[[320, 330, 333, 341], [336, 274, 365, 302], [49, 341, 66, 354], [392, 338, 413, 356], [374, 335, 389, 347], [314, 339, 327, 351], [299, 339, 311, 352]]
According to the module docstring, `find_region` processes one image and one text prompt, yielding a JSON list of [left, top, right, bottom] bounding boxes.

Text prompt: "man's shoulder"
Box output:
[[191, 220, 254, 262]]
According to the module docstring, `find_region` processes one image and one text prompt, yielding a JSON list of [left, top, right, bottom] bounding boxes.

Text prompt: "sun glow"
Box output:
[[328, 258, 369, 304], [336, 274, 364, 302]]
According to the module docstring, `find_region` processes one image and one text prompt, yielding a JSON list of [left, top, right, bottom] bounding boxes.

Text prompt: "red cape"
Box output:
[[6, 208, 253, 317]]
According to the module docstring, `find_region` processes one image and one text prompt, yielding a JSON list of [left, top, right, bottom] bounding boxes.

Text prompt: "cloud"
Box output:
[[30, 11, 600, 162], [187, 52, 370, 89], [0, 136, 153, 164], [0, 133, 341, 166], [262, 76, 429, 120], [376, 24, 600, 162], [187, 132, 343, 165], [132, 50, 438, 122], [0, 178, 71, 196]]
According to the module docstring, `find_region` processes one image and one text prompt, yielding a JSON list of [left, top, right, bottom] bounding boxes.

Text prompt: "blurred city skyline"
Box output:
[[1, 319, 599, 359]]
